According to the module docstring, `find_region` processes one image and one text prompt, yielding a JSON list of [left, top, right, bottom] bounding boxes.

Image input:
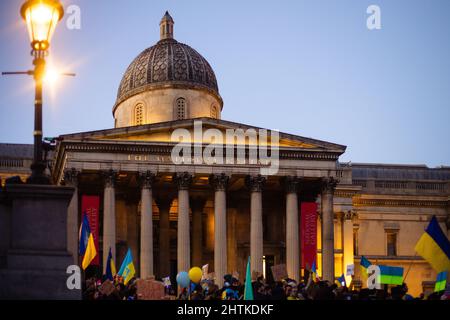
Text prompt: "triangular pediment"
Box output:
[[60, 118, 346, 153]]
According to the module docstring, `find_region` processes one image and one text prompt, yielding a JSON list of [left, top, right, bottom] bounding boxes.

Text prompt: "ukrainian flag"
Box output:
[[377, 265, 404, 285], [360, 256, 371, 276], [105, 247, 116, 281], [434, 271, 447, 292], [79, 214, 97, 270], [311, 260, 320, 282], [337, 274, 346, 287], [415, 216, 450, 272], [118, 248, 135, 285]]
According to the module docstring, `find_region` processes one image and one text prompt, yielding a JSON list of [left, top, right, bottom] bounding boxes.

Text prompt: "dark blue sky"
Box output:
[[1, 0, 449, 166]]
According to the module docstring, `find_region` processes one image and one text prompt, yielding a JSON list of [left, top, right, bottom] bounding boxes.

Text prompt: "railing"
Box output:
[[352, 179, 448, 192], [0, 158, 24, 168], [352, 179, 367, 188], [374, 180, 407, 189], [416, 182, 447, 191]]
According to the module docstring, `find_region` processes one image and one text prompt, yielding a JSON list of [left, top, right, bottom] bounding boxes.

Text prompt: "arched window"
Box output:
[[134, 104, 144, 125], [211, 105, 218, 119], [176, 98, 186, 120]]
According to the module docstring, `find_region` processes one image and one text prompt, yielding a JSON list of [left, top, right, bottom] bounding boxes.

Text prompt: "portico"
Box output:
[[52, 117, 347, 283]]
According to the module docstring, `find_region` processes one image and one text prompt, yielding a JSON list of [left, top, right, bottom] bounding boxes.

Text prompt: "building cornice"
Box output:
[[52, 140, 343, 184]]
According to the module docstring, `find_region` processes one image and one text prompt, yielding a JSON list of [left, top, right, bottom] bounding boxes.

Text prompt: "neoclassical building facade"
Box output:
[[1, 12, 449, 297]]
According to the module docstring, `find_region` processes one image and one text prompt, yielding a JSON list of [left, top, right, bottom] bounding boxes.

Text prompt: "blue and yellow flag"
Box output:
[[118, 248, 136, 285], [360, 256, 372, 277], [360, 256, 371, 269], [310, 260, 320, 282], [378, 265, 404, 285], [435, 271, 448, 292], [79, 214, 97, 270], [244, 256, 254, 300], [105, 247, 116, 281], [415, 216, 450, 272], [337, 274, 346, 287]]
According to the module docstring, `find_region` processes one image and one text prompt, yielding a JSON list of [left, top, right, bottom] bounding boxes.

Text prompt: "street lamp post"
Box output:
[[22, 0, 64, 184], [2, 0, 64, 184]]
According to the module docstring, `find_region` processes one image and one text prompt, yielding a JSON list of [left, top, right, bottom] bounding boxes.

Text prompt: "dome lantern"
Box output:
[[160, 11, 174, 40]]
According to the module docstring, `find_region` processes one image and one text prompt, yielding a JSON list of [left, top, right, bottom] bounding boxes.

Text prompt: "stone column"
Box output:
[[343, 210, 355, 284], [139, 171, 156, 279], [245, 174, 266, 277], [64, 168, 80, 265], [284, 176, 300, 282], [156, 197, 172, 278], [174, 172, 192, 273], [191, 197, 206, 268], [321, 177, 337, 282], [210, 173, 229, 286], [227, 207, 238, 275], [102, 169, 117, 273]]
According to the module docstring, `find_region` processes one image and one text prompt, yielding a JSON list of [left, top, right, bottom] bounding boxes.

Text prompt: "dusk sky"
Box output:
[[1, 0, 449, 167]]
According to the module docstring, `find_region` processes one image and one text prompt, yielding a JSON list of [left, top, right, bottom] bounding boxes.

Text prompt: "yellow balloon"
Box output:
[[188, 267, 203, 283]]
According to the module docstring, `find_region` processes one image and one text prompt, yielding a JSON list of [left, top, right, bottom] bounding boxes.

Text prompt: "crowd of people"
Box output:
[[177, 275, 449, 301], [83, 275, 138, 300], [82, 273, 450, 300]]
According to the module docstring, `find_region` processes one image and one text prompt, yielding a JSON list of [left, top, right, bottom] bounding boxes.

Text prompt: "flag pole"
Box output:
[[403, 252, 418, 283]]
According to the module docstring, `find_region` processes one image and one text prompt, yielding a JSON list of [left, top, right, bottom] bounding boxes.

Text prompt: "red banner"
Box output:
[[81, 195, 100, 265], [301, 202, 317, 269]]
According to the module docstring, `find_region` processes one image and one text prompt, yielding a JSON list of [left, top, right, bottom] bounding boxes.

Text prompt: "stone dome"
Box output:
[[114, 12, 221, 111]]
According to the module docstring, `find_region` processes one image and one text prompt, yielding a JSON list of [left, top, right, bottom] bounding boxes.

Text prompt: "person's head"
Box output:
[[291, 287, 298, 297], [209, 284, 218, 294], [285, 285, 292, 296], [401, 283, 408, 293], [224, 274, 232, 284]]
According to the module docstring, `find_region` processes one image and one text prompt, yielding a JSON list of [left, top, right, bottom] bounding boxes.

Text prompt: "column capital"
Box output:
[[174, 172, 193, 190], [321, 177, 338, 194], [209, 173, 230, 191], [63, 168, 80, 187], [138, 171, 156, 190], [102, 169, 118, 188], [283, 176, 300, 194], [245, 174, 266, 193]]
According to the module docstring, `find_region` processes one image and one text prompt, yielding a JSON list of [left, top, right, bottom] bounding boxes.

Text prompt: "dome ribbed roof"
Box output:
[[115, 37, 220, 107]]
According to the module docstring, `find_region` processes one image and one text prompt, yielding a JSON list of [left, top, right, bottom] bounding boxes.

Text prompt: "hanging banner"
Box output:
[[301, 202, 318, 269], [81, 195, 100, 265]]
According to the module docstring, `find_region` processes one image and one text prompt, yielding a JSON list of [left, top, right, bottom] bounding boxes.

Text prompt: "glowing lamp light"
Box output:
[[20, 0, 64, 51], [43, 66, 59, 85]]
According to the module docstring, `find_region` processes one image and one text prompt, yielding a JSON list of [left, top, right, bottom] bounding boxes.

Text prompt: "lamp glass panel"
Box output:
[[24, 2, 60, 44]]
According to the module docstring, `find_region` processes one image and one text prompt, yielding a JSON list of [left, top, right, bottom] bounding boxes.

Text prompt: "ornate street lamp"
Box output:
[[3, 1, 65, 184]]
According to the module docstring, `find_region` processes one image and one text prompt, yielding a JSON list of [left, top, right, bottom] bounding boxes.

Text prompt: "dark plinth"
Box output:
[[0, 184, 81, 300]]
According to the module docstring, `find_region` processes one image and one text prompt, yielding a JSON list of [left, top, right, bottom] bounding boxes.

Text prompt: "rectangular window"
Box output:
[[386, 232, 397, 256]]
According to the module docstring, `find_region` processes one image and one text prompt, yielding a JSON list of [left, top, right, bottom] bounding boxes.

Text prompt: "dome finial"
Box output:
[[160, 11, 174, 40]]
